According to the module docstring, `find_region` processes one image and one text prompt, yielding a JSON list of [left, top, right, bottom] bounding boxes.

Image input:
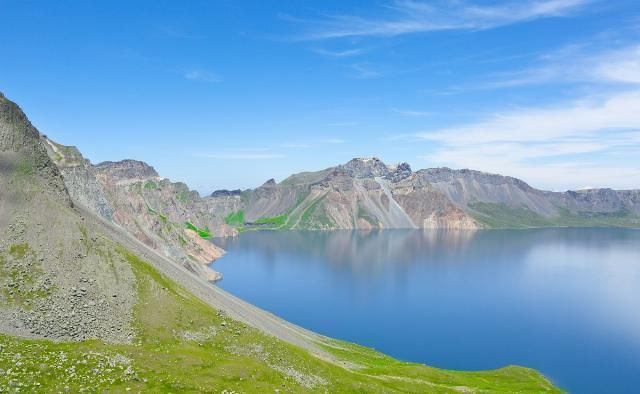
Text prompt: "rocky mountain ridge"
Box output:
[[47, 139, 640, 236], [214, 157, 640, 231]]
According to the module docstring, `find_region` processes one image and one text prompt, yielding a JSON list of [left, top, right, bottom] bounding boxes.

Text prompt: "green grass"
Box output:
[[185, 221, 212, 238], [297, 194, 335, 229], [0, 245, 562, 392], [146, 204, 168, 224], [224, 210, 245, 226], [144, 180, 158, 190], [470, 202, 640, 229], [252, 213, 288, 226]]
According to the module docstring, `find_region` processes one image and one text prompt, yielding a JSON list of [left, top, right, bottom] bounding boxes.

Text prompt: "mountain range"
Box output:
[[44, 131, 639, 280]]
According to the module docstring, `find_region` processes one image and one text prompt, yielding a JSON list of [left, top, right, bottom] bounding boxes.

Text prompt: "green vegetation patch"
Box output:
[[224, 210, 245, 226], [185, 221, 211, 238], [143, 180, 158, 190], [253, 213, 288, 226], [469, 202, 555, 228], [298, 194, 335, 229]]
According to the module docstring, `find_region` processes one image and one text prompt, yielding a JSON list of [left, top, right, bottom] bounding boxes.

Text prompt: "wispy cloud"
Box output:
[[350, 63, 382, 79], [324, 138, 346, 144], [450, 43, 640, 91], [392, 108, 432, 117], [292, 0, 591, 40], [414, 90, 640, 189], [184, 69, 222, 83], [312, 47, 366, 57]]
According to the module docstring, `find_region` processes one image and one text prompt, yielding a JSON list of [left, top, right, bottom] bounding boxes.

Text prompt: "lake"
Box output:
[[212, 228, 640, 393]]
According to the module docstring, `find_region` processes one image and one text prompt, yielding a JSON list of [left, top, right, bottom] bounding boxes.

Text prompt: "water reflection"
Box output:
[[212, 228, 640, 394]]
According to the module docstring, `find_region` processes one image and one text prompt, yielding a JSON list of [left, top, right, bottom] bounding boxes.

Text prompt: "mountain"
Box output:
[[0, 93, 560, 391], [213, 157, 640, 231]]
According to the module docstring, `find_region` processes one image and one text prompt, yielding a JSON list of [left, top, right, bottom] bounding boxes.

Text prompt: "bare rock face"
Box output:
[[94, 160, 159, 182], [211, 189, 242, 197], [341, 157, 391, 178], [42, 138, 114, 221]]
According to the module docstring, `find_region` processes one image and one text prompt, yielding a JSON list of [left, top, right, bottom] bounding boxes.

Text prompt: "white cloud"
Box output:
[[415, 91, 640, 190], [458, 43, 640, 91], [312, 47, 366, 57], [294, 0, 591, 40], [184, 69, 222, 83]]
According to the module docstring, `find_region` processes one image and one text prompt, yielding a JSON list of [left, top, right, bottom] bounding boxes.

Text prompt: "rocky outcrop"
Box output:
[[42, 137, 114, 221], [211, 189, 242, 197], [94, 160, 159, 182]]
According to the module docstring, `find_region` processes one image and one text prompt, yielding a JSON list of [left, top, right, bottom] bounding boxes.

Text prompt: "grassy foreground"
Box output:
[[0, 249, 560, 393]]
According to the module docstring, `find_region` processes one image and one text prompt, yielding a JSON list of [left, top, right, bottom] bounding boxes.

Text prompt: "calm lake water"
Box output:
[[212, 228, 640, 393]]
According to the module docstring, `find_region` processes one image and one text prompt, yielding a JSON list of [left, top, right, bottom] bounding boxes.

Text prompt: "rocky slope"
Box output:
[[0, 92, 135, 343], [43, 140, 228, 281], [214, 157, 640, 231]]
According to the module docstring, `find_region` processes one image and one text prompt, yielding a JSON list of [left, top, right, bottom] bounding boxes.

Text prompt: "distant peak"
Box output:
[[260, 178, 277, 187], [341, 157, 411, 181], [94, 159, 159, 179]]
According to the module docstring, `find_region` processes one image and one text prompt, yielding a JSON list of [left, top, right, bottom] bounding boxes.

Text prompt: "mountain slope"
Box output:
[[43, 139, 230, 281], [0, 92, 135, 343]]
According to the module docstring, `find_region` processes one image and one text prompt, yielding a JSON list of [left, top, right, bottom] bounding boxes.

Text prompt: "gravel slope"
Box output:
[[77, 204, 336, 361]]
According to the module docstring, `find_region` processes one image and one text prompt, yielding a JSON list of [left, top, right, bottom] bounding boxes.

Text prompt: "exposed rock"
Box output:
[[211, 189, 242, 197], [42, 138, 114, 221], [94, 160, 159, 181]]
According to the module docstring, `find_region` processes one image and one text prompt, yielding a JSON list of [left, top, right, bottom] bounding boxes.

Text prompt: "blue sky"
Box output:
[[1, 0, 639, 192]]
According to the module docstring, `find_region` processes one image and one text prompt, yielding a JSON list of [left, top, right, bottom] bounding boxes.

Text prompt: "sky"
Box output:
[[1, 0, 639, 193]]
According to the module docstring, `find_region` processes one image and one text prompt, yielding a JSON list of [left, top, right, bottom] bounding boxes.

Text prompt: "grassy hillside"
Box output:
[[0, 246, 561, 393]]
